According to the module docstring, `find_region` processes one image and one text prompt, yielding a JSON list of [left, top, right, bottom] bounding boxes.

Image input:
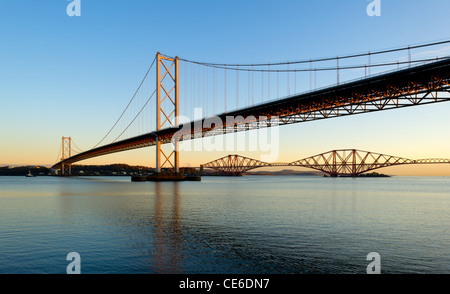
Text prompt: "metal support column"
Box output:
[[61, 136, 72, 176], [155, 52, 180, 173]]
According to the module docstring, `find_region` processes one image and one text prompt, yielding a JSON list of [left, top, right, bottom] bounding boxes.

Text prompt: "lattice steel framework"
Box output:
[[291, 149, 418, 177], [156, 52, 179, 173], [61, 136, 72, 176], [202, 150, 450, 176], [201, 154, 287, 176]]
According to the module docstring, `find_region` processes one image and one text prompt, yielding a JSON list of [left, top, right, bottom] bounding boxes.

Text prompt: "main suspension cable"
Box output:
[[112, 89, 156, 144], [176, 39, 450, 67], [176, 57, 448, 73]]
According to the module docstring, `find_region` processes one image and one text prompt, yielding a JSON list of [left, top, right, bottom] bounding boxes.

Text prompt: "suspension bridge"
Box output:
[[51, 40, 450, 178], [200, 150, 450, 177]]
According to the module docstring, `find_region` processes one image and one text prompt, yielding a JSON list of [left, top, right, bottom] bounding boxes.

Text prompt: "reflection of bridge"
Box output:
[[51, 41, 450, 176], [201, 150, 450, 177]]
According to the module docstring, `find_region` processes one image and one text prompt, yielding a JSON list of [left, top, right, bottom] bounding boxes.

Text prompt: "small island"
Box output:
[[358, 172, 391, 177]]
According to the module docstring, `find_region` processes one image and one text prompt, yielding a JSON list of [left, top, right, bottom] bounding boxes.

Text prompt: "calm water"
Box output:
[[0, 175, 448, 274]]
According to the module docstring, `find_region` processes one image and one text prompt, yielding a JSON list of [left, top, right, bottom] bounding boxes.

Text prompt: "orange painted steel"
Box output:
[[61, 137, 72, 175], [156, 53, 180, 173]]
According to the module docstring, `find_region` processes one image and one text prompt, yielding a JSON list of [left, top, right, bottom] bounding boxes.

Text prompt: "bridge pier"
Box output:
[[61, 163, 72, 176]]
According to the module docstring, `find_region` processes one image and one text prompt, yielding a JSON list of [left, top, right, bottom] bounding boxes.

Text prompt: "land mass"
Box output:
[[0, 164, 153, 176], [0, 165, 390, 177], [246, 169, 323, 176], [356, 172, 391, 177]]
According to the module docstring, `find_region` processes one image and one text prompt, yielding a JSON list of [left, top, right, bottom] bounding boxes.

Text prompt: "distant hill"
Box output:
[[0, 166, 51, 176], [246, 169, 323, 176], [201, 169, 324, 176], [0, 164, 154, 176], [70, 164, 154, 176]]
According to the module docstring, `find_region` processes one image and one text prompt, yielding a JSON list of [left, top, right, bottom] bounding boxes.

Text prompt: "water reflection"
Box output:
[[54, 177, 186, 273], [152, 182, 182, 274]]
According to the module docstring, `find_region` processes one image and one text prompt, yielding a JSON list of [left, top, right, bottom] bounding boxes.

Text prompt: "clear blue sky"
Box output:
[[1, 0, 450, 175]]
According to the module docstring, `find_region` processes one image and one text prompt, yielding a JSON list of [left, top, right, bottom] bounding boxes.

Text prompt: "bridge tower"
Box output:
[[329, 149, 358, 177], [155, 52, 180, 173], [61, 136, 72, 176]]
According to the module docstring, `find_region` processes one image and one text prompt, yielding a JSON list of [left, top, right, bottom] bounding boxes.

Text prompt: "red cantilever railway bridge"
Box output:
[[201, 150, 450, 177]]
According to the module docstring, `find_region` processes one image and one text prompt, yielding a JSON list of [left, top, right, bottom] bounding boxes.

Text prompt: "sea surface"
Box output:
[[0, 175, 448, 274]]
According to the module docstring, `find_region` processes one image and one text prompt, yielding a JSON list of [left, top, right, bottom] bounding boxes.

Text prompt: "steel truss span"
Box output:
[[201, 150, 450, 177], [52, 58, 450, 170]]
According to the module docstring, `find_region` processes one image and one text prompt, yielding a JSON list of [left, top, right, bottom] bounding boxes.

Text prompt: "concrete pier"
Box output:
[[131, 176, 147, 182]]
